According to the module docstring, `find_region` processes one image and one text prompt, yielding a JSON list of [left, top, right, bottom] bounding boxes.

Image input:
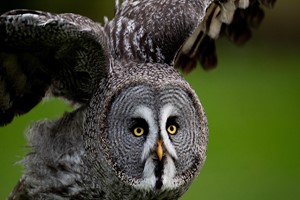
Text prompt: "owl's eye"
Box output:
[[130, 118, 148, 137], [133, 127, 144, 136], [166, 117, 179, 135], [167, 124, 177, 135]]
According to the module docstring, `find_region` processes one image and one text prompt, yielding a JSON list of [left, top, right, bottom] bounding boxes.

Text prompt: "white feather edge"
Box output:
[[159, 104, 178, 160], [238, 0, 250, 9], [209, 0, 250, 38], [132, 106, 158, 162], [179, 0, 251, 57]]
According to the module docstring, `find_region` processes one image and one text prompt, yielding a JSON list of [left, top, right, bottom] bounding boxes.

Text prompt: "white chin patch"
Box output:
[[161, 155, 177, 190], [135, 155, 157, 190], [134, 154, 178, 191]]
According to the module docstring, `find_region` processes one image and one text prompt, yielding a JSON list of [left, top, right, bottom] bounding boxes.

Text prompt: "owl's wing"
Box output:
[[175, 0, 276, 73], [109, 0, 275, 71], [106, 0, 212, 64], [0, 10, 109, 126]]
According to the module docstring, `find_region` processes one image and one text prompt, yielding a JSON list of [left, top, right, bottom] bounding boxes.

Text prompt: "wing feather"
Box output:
[[105, 0, 212, 64], [0, 9, 109, 126], [175, 0, 276, 73], [106, 0, 275, 73]]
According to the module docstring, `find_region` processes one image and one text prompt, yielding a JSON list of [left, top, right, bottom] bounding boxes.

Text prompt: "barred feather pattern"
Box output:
[[105, 0, 212, 65]]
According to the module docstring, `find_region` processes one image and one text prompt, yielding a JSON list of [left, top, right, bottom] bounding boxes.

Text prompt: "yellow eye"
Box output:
[[167, 125, 177, 135], [133, 127, 144, 136]]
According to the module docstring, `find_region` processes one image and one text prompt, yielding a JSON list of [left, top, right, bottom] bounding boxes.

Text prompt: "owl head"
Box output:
[[84, 60, 208, 192]]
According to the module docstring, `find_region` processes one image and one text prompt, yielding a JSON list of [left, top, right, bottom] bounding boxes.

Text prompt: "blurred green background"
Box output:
[[0, 0, 299, 199]]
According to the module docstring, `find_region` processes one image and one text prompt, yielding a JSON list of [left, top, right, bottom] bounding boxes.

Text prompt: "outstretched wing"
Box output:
[[0, 9, 109, 126], [106, 0, 275, 71], [105, 0, 212, 64], [175, 0, 276, 73]]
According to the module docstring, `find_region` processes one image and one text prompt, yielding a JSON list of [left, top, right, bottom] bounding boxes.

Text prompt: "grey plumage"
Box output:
[[0, 0, 275, 199]]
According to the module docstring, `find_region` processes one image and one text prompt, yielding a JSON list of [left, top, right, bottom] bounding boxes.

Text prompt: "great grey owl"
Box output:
[[0, 0, 275, 199]]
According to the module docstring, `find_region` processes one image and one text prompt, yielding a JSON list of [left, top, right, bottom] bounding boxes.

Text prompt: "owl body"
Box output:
[[12, 61, 207, 199]]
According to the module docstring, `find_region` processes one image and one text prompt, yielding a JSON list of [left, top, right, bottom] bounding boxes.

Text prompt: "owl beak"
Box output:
[[156, 139, 163, 161]]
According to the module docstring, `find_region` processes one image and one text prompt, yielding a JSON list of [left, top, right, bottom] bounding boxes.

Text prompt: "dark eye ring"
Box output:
[[166, 117, 179, 135], [167, 124, 177, 135], [133, 127, 144, 136], [130, 118, 148, 137]]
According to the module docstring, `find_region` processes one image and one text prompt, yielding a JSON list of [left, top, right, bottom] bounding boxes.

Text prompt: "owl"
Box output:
[[0, 0, 275, 199]]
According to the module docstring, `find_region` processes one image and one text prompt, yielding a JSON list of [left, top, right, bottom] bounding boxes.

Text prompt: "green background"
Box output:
[[0, 1, 299, 199]]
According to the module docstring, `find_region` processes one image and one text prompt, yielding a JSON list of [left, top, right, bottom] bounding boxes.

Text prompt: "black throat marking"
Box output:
[[154, 157, 164, 189]]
